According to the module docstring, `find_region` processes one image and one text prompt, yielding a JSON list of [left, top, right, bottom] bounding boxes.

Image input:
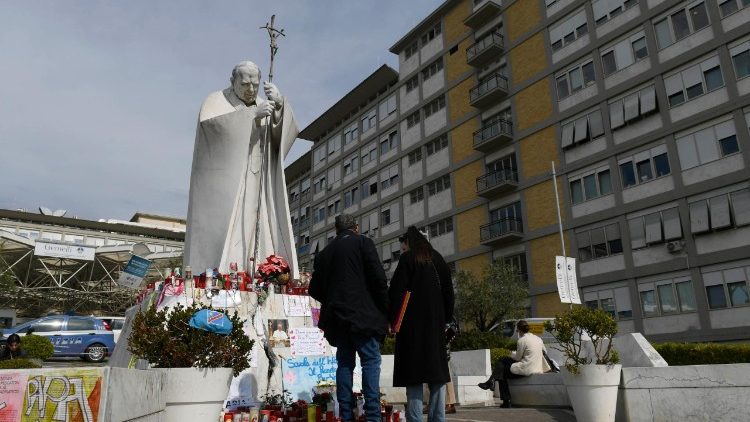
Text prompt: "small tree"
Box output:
[[455, 261, 528, 332], [544, 306, 619, 374]]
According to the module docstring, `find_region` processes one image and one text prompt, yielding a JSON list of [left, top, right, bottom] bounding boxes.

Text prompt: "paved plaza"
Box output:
[[446, 405, 576, 422]]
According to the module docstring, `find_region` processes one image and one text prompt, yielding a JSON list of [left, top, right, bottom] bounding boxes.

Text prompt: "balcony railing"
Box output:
[[466, 32, 504, 67], [480, 218, 523, 244], [469, 73, 509, 108], [476, 169, 519, 195], [473, 118, 513, 151], [465, 0, 503, 29], [297, 244, 311, 256]]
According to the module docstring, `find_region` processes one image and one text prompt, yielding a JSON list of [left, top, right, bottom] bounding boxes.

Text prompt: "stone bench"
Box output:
[[504, 372, 570, 407]]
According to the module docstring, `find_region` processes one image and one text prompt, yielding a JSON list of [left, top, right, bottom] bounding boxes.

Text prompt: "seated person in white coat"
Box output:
[[478, 320, 550, 408]]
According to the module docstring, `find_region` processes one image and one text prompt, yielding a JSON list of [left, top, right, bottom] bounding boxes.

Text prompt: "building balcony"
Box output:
[[466, 32, 504, 67], [297, 244, 310, 256], [473, 119, 513, 152], [476, 170, 519, 197], [469, 73, 509, 108], [298, 219, 310, 231], [480, 218, 523, 245], [464, 1, 503, 29]]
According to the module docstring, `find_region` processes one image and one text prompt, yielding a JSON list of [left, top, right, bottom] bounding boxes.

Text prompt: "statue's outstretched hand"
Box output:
[[264, 82, 282, 108]]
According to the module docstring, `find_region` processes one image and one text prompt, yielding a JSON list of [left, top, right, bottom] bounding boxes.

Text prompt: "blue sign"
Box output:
[[118, 255, 152, 288], [282, 354, 361, 401]]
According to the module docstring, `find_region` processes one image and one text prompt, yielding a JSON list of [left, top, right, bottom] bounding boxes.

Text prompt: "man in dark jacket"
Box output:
[[310, 214, 388, 422]]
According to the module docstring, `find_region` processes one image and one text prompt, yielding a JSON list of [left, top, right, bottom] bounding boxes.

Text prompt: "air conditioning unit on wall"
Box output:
[[666, 240, 685, 254]]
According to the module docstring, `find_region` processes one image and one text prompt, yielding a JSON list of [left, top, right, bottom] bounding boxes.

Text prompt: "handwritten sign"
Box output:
[[283, 355, 361, 401], [290, 328, 325, 357], [283, 295, 311, 317], [0, 373, 27, 422]]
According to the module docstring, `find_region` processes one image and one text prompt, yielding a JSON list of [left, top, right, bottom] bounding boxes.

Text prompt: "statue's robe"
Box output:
[[185, 88, 299, 278]]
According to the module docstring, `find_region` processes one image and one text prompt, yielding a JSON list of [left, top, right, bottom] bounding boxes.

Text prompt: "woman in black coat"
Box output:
[[389, 226, 455, 422]]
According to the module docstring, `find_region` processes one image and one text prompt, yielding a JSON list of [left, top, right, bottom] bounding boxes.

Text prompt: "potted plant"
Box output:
[[544, 306, 621, 422], [129, 303, 253, 422]]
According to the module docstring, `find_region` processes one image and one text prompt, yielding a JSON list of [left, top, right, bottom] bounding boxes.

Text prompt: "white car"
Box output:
[[96, 316, 126, 343]]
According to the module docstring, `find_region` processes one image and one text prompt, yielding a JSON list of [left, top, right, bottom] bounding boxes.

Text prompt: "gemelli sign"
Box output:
[[33, 241, 96, 261]]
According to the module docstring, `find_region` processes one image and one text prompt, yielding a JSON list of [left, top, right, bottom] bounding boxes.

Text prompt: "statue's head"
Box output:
[[230, 61, 261, 105]]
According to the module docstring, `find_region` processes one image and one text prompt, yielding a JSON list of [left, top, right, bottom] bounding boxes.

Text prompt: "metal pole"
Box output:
[[551, 161, 573, 309]]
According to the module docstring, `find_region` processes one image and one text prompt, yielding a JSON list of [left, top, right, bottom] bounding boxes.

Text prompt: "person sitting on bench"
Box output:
[[477, 320, 550, 408]]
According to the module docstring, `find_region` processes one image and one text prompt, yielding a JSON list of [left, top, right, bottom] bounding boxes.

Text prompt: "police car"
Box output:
[[1, 315, 115, 362]]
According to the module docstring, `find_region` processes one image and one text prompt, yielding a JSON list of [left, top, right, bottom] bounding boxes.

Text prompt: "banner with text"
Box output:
[[555, 256, 581, 304], [34, 242, 95, 261], [117, 255, 152, 289]]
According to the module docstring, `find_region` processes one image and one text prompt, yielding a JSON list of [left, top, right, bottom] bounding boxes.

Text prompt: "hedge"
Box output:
[[0, 358, 41, 369], [21, 334, 54, 360], [381, 331, 516, 356], [654, 342, 750, 366]]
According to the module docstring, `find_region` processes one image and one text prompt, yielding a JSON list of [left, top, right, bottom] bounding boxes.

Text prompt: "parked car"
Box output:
[[496, 318, 557, 342], [95, 316, 126, 343], [0, 315, 115, 362]]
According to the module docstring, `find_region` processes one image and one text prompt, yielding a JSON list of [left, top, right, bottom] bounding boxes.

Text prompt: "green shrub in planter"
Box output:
[[128, 303, 253, 376], [654, 342, 750, 366], [21, 334, 54, 360], [544, 306, 619, 374], [0, 358, 41, 369]]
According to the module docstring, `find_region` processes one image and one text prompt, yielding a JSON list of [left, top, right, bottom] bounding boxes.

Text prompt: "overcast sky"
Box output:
[[0, 1, 440, 221]]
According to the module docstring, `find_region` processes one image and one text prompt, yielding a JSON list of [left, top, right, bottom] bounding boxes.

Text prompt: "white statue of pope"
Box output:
[[185, 61, 299, 278]]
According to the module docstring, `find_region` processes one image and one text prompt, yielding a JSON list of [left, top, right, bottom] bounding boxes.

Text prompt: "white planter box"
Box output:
[[158, 367, 234, 421], [563, 364, 621, 422]]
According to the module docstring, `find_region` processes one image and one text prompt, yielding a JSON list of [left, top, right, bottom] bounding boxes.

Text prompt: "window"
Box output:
[[653, 2, 710, 49], [327, 165, 341, 185], [676, 119, 738, 170], [361, 107, 377, 132], [569, 167, 613, 204], [313, 206, 326, 224], [608, 85, 658, 130], [381, 202, 400, 226], [313, 176, 326, 193], [427, 175, 451, 196], [343, 154, 359, 176], [343, 186, 359, 209], [619, 144, 670, 188], [556, 60, 596, 100], [561, 109, 605, 149], [421, 22, 442, 45], [690, 189, 750, 233], [577, 223, 622, 262], [703, 266, 750, 310], [380, 164, 400, 190], [550, 9, 587, 52], [719, 0, 750, 17], [406, 111, 421, 128], [423, 95, 445, 118], [629, 207, 682, 249], [502, 253, 528, 282], [314, 146, 326, 163], [380, 130, 400, 155], [327, 134, 341, 155], [600, 31, 648, 76], [593, 0, 639, 26], [664, 56, 723, 108], [344, 121, 359, 145], [407, 148, 422, 166], [639, 279, 696, 317], [31, 318, 64, 333], [361, 143, 377, 166], [404, 41, 419, 59], [427, 218, 453, 238], [425, 135, 448, 156], [66, 317, 96, 331], [409, 187, 424, 204], [405, 75, 419, 93], [379, 94, 397, 121], [489, 202, 523, 227], [422, 58, 444, 81], [584, 286, 633, 320], [730, 40, 750, 80], [360, 211, 379, 236]]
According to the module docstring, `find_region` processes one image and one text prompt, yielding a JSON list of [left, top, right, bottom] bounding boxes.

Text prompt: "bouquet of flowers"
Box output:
[[256, 254, 291, 285]]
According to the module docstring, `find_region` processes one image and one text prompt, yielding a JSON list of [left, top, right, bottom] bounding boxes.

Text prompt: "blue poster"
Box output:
[[117, 255, 152, 289], [282, 354, 361, 401]]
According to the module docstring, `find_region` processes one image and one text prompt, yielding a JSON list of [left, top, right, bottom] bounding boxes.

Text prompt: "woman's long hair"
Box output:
[[405, 226, 432, 263]]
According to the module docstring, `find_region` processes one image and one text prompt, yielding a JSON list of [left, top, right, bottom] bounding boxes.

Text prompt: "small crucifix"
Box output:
[[260, 15, 285, 84]]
